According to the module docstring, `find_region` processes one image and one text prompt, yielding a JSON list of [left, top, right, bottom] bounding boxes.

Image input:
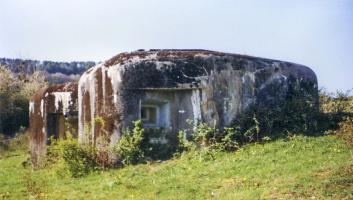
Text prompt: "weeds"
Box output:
[[114, 120, 146, 166], [176, 122, 241, 161], [22, 171, 48, 200]]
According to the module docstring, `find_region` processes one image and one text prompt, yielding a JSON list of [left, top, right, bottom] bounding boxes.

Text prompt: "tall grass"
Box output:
[[0, 135, 352, 199]]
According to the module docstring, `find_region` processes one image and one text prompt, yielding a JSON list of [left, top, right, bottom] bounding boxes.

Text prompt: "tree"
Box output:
[[0, 65, 47, 135]]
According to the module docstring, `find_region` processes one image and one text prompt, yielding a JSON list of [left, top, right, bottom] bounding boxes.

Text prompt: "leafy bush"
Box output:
[[194, 147, 217, 162], [193, 123, 218, 147], [43, 122, 114, 177], [215, 127, 240, 152], [177, 123, 240, 158], [141, 128, 177, 160], [114, 120, 146, 166], [45, 133, 104, 177], [59, 135, 99, 177], [177, 130, 196, 153]]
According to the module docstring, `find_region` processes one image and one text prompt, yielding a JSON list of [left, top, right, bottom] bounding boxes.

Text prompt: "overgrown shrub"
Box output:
[[59, 135, 99, 177], [177, 130, 196, 153], [175, 78, 320, 155], [115, 120, 176, 164], [176, 123, 240, 159], [48, 133, 100, 177], [219, 88, 352, 150], [214, 127, 240, 152], [114, 120, 146, 166], [320, 89, 353, 114], [335, 117, 353, 148], [141, 128, 177, 160], [91, 117, 112, 168], [318, 89, 353, 132], [193, 123, 218, 147], [229, 78, 321, 144]]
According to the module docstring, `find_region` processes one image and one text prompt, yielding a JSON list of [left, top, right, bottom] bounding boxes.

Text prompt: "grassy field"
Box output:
[[0, 135, 352, 200]]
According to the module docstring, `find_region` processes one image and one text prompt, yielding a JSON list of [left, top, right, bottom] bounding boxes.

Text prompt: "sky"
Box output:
[[0, 0, 352, 92]]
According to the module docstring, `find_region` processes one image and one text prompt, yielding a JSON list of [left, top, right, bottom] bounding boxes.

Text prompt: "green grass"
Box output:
[[1, 135, 352, 199]]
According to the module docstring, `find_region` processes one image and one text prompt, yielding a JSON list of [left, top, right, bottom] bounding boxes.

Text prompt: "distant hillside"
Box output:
[[0, 58, 96, 84]]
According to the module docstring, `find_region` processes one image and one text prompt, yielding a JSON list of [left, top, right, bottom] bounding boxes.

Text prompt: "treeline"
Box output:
[[0, 58, 96, 75], [0, 58, 96, 84]]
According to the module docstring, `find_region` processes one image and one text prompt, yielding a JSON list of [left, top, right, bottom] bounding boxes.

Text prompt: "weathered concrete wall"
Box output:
[[29, 82, 78, 166], [78, 49, 318, 150]]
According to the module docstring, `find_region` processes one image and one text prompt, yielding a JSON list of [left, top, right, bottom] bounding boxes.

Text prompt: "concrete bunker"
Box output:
[[77, 49, 318, 156], [29, 49, 318, 163], [29, 82, 78, 165]]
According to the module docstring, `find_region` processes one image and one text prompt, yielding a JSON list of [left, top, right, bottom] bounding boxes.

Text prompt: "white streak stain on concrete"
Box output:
[[29, 101, 34, 113], [191, 89, 202, 127], [52, 92, 71, 114]]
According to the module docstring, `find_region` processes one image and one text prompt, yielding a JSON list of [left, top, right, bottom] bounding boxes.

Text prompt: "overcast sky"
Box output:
[[0, 0, 352, 92]]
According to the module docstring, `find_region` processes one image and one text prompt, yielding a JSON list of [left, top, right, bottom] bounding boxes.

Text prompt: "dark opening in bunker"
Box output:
[[141, 105, 157, 125], [140, 100, 170, 128], [46, 112, 78, 144]]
